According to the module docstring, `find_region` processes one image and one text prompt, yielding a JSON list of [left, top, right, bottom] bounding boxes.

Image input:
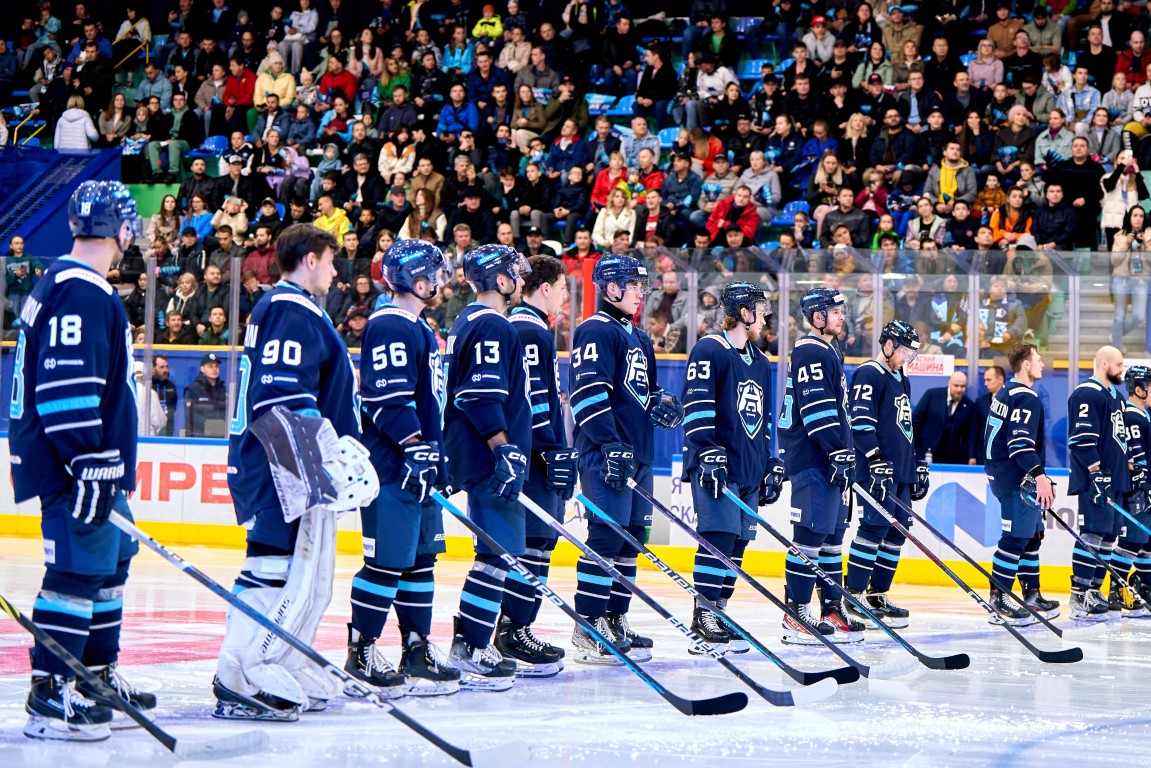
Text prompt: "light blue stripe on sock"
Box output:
[[577, 572, 615, 587], [92, 598, 123, 612], [693, 564, 728, 578], [352, 577, 398, 598], [460, 591, 503, 613], [33, 596, 92, 619], [396, 579, 435, 592], [876, 549, 901, 563]]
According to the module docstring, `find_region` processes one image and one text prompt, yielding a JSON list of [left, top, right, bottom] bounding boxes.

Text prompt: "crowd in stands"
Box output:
[[4, 0, 1151, 357]]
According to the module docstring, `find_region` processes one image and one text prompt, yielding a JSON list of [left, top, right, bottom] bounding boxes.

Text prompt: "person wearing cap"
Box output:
[[859, 72, 898, 129], [662, 149, 704, 231], [447, 185, 498, 244], [253, 52, 296, 109], [883, 6, 922, 69], [213, 154, 263, 212], [803, 15, 835, 64], [818, 37, 855, 92], [340, 305, 370, 348], [1023, 5, 1063, 58], [522, 226, 557, 256], [694, 49, 737, 125], [183, 352, 228, 437], [252, 198, 282, 232], [541, 73, 590, 138]]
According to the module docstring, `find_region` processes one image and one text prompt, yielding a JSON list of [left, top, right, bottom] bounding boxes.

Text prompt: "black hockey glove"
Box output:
[[542, 448, 579, 500], [865, 459, 894, 501], [697, 447, 728, 499], [67, 451, 125, 527], [759, 458, 786, 506], [1131, 463, 1149, 493], [828, 449, 857, 492], [1089, 469, 1113, 506], [910, 461, 930, 501], [647, 389, 685, 429], [400, 441, 441, 503], [600, 442, 636, 490], [487, 444, 529, 500]]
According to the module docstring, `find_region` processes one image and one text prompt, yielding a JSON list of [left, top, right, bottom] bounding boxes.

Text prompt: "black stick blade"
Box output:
[[1037, 646, 1084, 664], [921, 652, 971, 670], [673, 691, 750, 716], [801, 664, 862, 686]]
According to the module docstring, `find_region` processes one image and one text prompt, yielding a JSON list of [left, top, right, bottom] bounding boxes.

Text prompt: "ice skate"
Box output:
[[572, 616, 627, 665], [24, 674, 113, 742], [688, 601, 731, 656], [495, 615, 565, 677], [344, 623, 405, 700], [604, 612, 652, 662], [781, 601, 835, 646], [76, 663, 156, 729], [448, 617, 516, 691]]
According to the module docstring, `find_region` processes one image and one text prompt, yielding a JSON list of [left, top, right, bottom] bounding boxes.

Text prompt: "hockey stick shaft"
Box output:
[[626, 479, 867, 684], [852, 485, 1082, 664], [433, 491, 747, 717], [1109, 498, 1151, 539], [0, 590, 270, 759], [721, 487, 970, 670], [1043, 502, 1143, 596], [108, 512, 527, 767], [885, 491, 1071, 638], [573, 493, 838, 706]]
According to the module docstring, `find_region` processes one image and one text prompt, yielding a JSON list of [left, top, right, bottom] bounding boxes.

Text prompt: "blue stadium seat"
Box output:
[[586, 93, 617, 116], [777, 57, 795, 72], [960, 53, 976, 66], [657, 126, 680, 149], [770, 200, 809, 227], [186, 135, 230, 159], [606, 94, 636, 118], [731, 18, 759, 37], [738, 59, 767, 81]]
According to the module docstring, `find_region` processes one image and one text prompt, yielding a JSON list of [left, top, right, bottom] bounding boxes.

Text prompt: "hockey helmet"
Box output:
[[67, 180, 141, 252], [463, 243, 531, 295], [720, 282, 771, 321], [592, 254, 651, 298], [1125, 365, 1151, 395], [880, 319, 921, 354], [382, 239, 451, 298], [799, 287, 845, 325]]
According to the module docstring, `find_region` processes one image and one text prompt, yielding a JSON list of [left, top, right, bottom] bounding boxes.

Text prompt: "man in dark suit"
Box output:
[[912, 371, 978, 464], [974, 365, 1007, 465]]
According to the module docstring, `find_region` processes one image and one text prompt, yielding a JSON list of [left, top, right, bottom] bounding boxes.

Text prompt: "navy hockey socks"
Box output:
[[1093, 536, 1117, 589], [83, 585, 125, 667], [1016, 536, 1042, 591], [785, 527, 826, 605], [992, 535, 1028, 593], [574, 555, 613, 617], [845, 535, 880, 593], [30, 572, 102, 677], [350, 563, 401, 640], [1135, 546, 1151, 584], [1071, 532, 1104, 589], [394, 554, 436, 637], [1113, 544, 1137, 589], [816, 530, 845, 604], [501, 542, 550, 627], [458, 555, 507, 648], [606, 557, 638, 614], [720, 538, 749, 602], [694, 531, 737, 603], [869, 532, 906, 594]]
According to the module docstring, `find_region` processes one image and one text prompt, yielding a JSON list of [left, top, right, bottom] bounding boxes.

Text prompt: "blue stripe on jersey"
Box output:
[[531, 403, 550, 415], [36, 395, 101, 416], [571, 392, 608, 416], [682, 409, 716, 424], [801, 409, 838, 425], [297, 408, 321, 417]]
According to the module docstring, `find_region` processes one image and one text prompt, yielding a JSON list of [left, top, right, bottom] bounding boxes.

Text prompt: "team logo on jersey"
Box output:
[[736, 379, 764, 439], [624, 348, 651, 407], [1112, 409, 1129, 453], [895, 393, 914, 443], [430, 349, 446, 420]]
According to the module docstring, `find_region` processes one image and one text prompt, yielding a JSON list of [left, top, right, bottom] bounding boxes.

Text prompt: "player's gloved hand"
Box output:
[[828, 449, 856, 492], [542, 448, 579, 499], [488, 444, 529, 500], [1089, 469, 1113, 506], [910, 461, 930, 501], [599, 442, 636, 490], [647, 389, 685, 429], [865, 459, 894, 501], [697, 447, 728, 499], [759, 458, 786, 506], [401, 441, 441, 502], [1131, 463, 1149, 492], [67, 451, 125, 526]]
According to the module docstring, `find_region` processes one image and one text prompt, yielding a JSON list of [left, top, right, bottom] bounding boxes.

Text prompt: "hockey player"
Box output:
[[216, 223, 379, 720], [681, 283, 780, 654], [777, 287, 862, 645], [984, 342, 1060, 625], [10, 181, 155, 741], [1068, 345, 1132, 619], [444, 244, 533, 691], [568, 254, 685, 664], [1114, 365, 1151, 613], [496, 255, 577, 677], [844, 320, 928, 629], [348, 239, 461, 697]]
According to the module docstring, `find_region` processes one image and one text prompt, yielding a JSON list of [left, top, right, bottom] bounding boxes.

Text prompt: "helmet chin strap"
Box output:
[[497, 273, 517, 305]]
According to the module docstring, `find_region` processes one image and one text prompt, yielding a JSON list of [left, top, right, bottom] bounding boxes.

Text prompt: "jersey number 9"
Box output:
[[373, 342, 408, 370]]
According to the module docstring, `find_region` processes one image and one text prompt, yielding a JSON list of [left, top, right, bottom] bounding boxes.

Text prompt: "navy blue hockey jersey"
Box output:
[[569, 310, 659, 464], [1068, 377, 1131, 497], [444, 303, 532, 489], [509, 304, 566, 456], [358, 306, 445, 484], [778, 334, 852, 485], [850, 359, 916, 482], [681, 332, 772, 487], [1123, 401, 1149, 475], [228, 281, 360, 524], [984, 378, 1046, 499], [9, 258, 138, 503]]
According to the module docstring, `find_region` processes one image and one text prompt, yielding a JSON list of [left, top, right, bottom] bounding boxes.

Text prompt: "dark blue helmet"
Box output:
[[382, 239, 451, 297], [879, 320, 921, 353], [721, 282, 770, 320], [463, 243, 531, 294], [799, 287, 845, 325], [68, 181, 141, 251], [1126, 365, 1151, 394], [592, 254, 651, 297]]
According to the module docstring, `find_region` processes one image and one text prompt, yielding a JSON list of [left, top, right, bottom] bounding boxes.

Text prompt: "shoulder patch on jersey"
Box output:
[[1012, 383, 1038, 397], [54, 268, 113, 295], [862, 359, 886, 374], [700, 334, 731, 350], [468, 307, 508, 324], [1079, 381, 1104, 393], [509, 311, 549, 330], [271, 292, 323, 316], [369, 306, 418, 323], [586, 313, 613, 324]]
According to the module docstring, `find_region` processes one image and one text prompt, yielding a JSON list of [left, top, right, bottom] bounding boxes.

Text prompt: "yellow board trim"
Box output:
[[0, 514, 1073, 587]]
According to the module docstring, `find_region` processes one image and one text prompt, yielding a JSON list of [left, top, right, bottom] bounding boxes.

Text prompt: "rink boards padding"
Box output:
[[0, 438, 1086, 589]]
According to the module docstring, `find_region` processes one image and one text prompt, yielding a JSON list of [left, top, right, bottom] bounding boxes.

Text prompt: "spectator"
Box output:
[[243, 224, 278, 283], [194, 263, 230, 329], [523, 226, 557, 257], [133, 361, 168, 437], [1110, 205, 1150, 349], [1047, 136, 1106, 248], [158, 309, 197, 345], [5, 236, 42, 324], [1084, 107, 1120, 159], [822, 187, 872, 249], [992, 105, 1037, 179], [1031, 182, 1078, 250], [633, 189, 679, 247], [883, 5, 922, 68], [184, 195, 215, 241], [199, 306, 230, 345], [635, 42, 676, 129], [647, 308, 684, 353], [137, 61, 173, 109], [1056, 65, 1101, 134], [988, 185, 1033, 249], [442, 265, 475, 327], [1005, 243, 1054, 337], [166, 272, 201, 322], [447, 186, 498, 243], [562, 226, 602, 275], [146, 92, 203, 183], [184, 352, 228, 437], [151, 355, 178, 436], [868, 108, 917, 185], [548, 165, 589, 245], [1077, 25, 1118, 92], [912, 371, 977, 464], [122, 272, 150, 330], [54, 94, 98, 149], [978, 275, 1026, 355], [925, 140, 978, 216], [211, 198, 250, 242], [253, 52, 296, 108], [239, 269, 268, 318], [314, 194, 353, 239], [592, 188, 636, 248], [974, 365, 1008, 464], [736, 150, 780, 229], [1100, 151, 1148, 248], [1024, 5, 1061, 58], [342, 305, 370, 347]]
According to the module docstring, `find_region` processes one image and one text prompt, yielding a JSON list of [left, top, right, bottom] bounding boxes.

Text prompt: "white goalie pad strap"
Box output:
[[321, 434, 381, 513]]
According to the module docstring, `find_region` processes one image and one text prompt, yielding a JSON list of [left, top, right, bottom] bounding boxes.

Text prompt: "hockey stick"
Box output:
[[885, 491, 1106, 642], [572, 492, 840, 706], [852, 485, 1083, 664], [721, 487, 971, 671], [430, 491, 747, 717], [1108, 498, 1151, 539], [629, 480, 916, 681], [0, 591, 269, 760], [108, 512, 529, 768]]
